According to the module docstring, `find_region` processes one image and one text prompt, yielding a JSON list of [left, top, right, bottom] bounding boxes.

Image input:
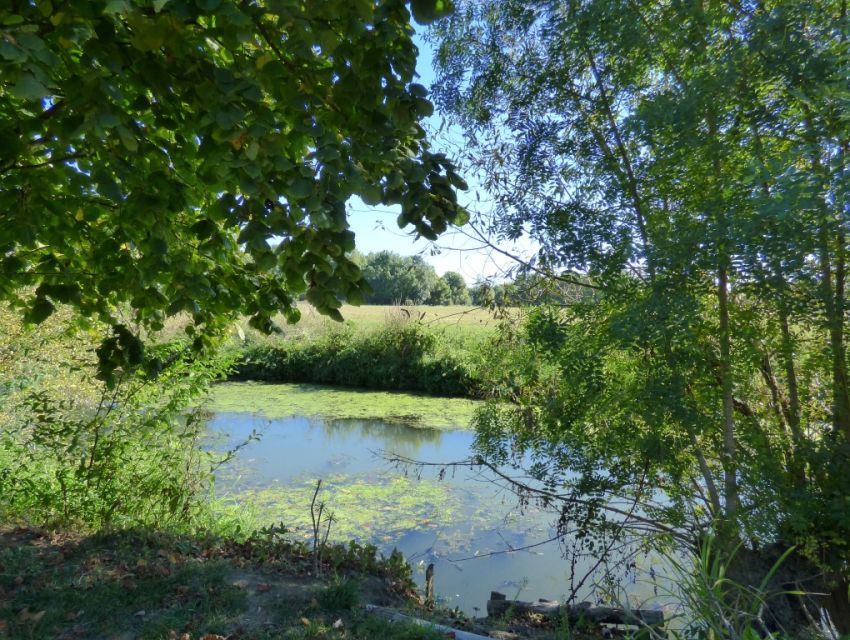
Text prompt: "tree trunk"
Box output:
[[818, 227, 850, 441], [719, 260, 738, 521]]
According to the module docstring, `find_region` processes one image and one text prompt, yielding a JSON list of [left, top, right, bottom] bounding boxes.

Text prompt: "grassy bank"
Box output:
[[173, 305, 507, 398], [0, 526, 433, 640], [0, 526, 612, 640]]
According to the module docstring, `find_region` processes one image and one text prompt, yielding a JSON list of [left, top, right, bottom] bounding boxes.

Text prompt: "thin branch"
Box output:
[[383, 452, 692, 545], [463, 220, 607, 292]]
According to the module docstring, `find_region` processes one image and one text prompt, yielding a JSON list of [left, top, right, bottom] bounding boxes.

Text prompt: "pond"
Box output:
[[206, 383, 665, 616]]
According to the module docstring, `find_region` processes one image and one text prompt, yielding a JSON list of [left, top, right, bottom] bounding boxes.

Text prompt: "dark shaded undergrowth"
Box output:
[[0, 526, 624, 640], [0, 526, 425, 640]]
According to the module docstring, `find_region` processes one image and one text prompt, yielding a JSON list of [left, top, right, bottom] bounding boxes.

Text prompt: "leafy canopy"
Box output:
[[431, 0, 850, 615], [0, 0, 463, 383], [360, 250, 438, 305]]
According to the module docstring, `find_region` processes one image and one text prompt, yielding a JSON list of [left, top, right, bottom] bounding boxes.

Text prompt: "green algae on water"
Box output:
[[206, 382, 479, 430], [219, 474, 462, 544]]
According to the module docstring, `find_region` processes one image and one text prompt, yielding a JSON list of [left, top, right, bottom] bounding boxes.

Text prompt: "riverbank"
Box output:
[[0, 527, 613, 640], [0, 525, 423, 640], [155, 305, 505, 398]]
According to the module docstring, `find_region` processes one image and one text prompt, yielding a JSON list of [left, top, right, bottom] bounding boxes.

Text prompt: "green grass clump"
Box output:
[[353, 615, 449, 639], [319, 576, 361, 611]]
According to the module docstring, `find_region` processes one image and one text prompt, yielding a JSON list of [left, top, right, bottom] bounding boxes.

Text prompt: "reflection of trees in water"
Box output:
[[315, 417, 444, 453]]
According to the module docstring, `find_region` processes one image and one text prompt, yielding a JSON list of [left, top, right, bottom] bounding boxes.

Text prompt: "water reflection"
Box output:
[[208, 411, 664, 616], [319, 418, 444, 450]]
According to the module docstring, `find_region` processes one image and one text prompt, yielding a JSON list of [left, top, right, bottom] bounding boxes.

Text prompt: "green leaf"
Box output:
[[360, 183, 383, 206], [289, 178, 314, 200], [129, 18, 166, 51], [117, 125, 138, 151], [11, 73, 50, 101], [0, 41, 26, 62], [409, 83, 429, 99], [26, 297, 54, 324], [103, 0, 130, 15], [413, 98, 434, 117], [2, 14, 25, 26], [410, 0, 455, 25], [196, 0, 223, 10]]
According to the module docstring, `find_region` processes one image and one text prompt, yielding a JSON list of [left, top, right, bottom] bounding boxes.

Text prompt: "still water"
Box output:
[[208, 410, 663, 615]]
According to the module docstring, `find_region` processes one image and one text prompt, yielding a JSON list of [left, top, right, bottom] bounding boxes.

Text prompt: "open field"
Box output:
[[156, 305, 511, 346], [290, 304, 503, 336]]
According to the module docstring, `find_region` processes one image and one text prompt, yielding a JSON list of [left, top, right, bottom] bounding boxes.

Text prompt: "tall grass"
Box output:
[[229, 318, 483, 397], [644, 536, 813, 640]]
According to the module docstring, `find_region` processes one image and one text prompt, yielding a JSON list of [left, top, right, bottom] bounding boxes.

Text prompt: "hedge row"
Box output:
[[228, 323, 480, 397]]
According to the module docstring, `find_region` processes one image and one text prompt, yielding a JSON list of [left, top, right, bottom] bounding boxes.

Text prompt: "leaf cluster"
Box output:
[[1, 0, 465, 383]]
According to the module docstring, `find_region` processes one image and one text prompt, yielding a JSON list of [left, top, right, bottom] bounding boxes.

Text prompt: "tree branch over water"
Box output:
[[381, 452, 692, 547]]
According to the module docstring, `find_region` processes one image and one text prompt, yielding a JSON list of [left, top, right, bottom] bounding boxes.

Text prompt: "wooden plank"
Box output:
[[486, 592, 664, 626]]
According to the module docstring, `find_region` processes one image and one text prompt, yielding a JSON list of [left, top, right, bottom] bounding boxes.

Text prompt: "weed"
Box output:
[[319, 576, 361, 612], [227, 317, 482, 397], [0, 306, 238, 531], [637, 535, 806, 640]]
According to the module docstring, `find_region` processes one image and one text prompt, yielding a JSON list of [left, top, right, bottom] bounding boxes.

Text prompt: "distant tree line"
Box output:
[[469, 273, 594, 307], [350, 251, 470, 305], [348, 251, 593, 307]]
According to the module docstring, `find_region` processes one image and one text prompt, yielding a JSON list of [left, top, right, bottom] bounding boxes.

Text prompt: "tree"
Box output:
[[360, 251, 438, 304], [0, 0, 463, 383], [441, 271, 470, 304], [431, 0, 850, 629], [425, 276, 452, 305]]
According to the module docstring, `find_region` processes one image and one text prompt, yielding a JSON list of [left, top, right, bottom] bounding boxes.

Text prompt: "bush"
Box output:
[[0, 306, 232, 530], [318, 576, 360, 611], [230, 321, 480, 397]]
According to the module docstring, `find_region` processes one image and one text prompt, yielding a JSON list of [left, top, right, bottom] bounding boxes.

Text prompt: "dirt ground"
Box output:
[[0, 527, 623, 640]]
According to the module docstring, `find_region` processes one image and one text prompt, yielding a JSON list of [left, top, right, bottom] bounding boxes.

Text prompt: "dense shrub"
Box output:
[[230, 322, 480, 397], [0, 306, 232, 530]]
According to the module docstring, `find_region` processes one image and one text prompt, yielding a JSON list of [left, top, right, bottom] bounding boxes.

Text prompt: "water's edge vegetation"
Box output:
[[228, 322, 480, 397], [155, 306, 493, 399]]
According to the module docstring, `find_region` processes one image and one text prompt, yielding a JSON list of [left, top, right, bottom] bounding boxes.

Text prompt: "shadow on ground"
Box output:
[[0, 527, 408, 640]]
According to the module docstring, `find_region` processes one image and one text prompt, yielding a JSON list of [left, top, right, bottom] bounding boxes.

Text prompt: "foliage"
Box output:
[[240, 522, 414, 587], [470, 272, 593, 307], [229, 318, 481, 396], [0, 0, 466, 383], [0, 305, 233, 529], [442, 271, 471, 305], [356, 251, 472, 305], [319, 576, 361, 612], [430, 0, 850, 630], [425, 274, 453, 305], [360, 251, 438, 304], [655, 538, 802, 640]]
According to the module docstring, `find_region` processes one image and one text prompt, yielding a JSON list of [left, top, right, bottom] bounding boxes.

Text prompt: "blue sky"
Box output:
[[345, 32, 535, 284]]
